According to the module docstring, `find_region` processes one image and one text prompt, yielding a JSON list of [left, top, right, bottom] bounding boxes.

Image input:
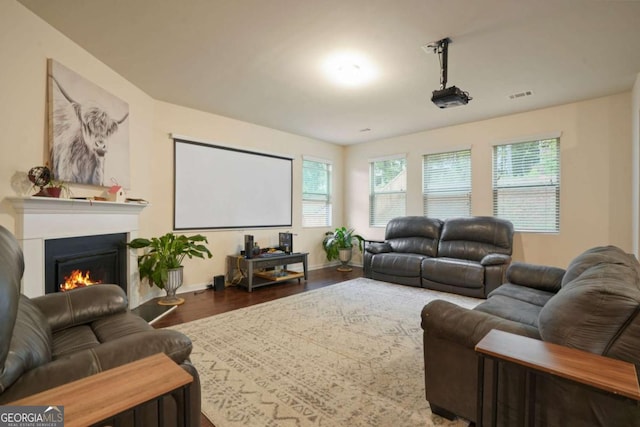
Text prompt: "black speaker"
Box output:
[[279, 232, 293, 254], [213, 275, 225, 291], [244, 235, 254, 259]]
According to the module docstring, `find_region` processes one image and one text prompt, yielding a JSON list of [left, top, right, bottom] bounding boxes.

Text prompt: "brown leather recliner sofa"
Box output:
[[364, 216, 514, 298], [0, 225, 201, 426], [421, 245, 640, 426]]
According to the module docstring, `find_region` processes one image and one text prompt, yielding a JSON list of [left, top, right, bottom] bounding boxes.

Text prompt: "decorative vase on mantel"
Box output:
[[158, 266, 185, 306]]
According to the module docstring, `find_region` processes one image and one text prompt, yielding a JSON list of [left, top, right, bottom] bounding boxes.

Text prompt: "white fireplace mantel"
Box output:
[[8, 197, 148, 307]]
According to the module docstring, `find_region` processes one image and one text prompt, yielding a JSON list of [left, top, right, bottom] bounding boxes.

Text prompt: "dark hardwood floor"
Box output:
[[146, 266, 363, 427], [152, 266, 362, 328]]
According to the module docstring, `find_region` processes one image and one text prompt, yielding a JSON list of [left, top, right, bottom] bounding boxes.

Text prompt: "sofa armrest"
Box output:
[[480, 253, 511, 266], [31, 285, 128, 333], [0, 329, 192, 403], [505, 262, 565, 293], [421, 300, 540, 348], [365, 242, 393, 254]]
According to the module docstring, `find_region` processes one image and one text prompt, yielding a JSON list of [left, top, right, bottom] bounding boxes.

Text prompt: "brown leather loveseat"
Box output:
[[0, 225, 200, 426], [364, 216, 514, 298], [421, 245, 640, 426]]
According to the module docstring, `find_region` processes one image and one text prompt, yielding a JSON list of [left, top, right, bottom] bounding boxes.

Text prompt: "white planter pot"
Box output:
[[159, 266, 185, 306], [337, 248, 353, 272]]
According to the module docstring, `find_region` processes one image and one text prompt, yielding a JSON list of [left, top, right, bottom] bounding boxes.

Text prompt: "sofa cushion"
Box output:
[[488, 283, 556, 307], [52, 325, 100, 358], [385, 216, 443, 256], [561, 245, 640, 287], [474, 294, 543, 328], [92, 311, 153, 342], [438, 216, 514, 262], [370, 252, 425, 277], [422, 257, 484, 288], [539, 246, 640, 359]]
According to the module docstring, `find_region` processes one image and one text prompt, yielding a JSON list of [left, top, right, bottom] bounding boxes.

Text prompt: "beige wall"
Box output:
[[151, 101, 345, 289], [0, 1, 343, 301], [346, 93, 632, 268], [0, 1, 156, 234]]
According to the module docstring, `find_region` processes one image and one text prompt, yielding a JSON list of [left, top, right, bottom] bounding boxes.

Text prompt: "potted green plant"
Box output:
[[128, 232, 212, 305], [44, 179, 69, 198], [322, 227, 364, 272]]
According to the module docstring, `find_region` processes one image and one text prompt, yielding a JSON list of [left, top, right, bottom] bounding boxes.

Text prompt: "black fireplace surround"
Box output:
[[44, 233, 128, 294]]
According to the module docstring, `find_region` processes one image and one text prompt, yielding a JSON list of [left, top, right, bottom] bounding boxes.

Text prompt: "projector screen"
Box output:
[[174, 138, 292, 230]]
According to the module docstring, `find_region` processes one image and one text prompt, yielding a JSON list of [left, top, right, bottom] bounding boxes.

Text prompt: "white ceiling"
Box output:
[[18, 0, 640, 145]]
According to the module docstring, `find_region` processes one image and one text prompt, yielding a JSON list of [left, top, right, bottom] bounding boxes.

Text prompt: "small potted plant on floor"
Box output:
[[128, 232, 212, 305], [322, 227, 364, 272]]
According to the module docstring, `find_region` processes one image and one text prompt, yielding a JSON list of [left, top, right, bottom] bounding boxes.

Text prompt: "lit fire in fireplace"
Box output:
[[60, 270, 102, 292]]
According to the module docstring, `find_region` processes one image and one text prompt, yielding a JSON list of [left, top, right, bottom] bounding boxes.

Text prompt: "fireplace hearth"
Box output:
[[44, 233, 128, 294]]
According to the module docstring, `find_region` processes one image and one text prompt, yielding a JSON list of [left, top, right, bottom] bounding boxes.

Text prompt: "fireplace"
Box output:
[[8, 197, 147, 307], [44, 233, 128, 294]]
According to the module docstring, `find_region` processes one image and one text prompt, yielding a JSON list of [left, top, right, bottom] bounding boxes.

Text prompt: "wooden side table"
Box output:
[[10, 353, 193, 427], [475, 329, 640, 427]]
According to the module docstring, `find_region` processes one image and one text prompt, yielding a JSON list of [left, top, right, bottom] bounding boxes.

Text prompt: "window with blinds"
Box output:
[[423, 149, 471, 219], [302, 159, 332, 227], [369, 157, 406, 227], [493, 138, 560, 232]]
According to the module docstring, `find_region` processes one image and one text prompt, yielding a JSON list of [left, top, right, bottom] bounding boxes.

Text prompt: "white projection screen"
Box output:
[[174, 138, 293, 230]]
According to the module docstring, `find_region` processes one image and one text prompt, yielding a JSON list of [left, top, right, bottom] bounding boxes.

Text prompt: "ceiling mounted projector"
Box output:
[[427, 37, 472, 108]]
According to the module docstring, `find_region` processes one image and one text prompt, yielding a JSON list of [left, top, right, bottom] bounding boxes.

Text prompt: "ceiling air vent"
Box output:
[[508, 90, 534, 100]]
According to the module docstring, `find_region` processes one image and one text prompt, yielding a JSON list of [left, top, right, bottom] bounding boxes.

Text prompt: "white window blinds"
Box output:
[[302, 159, 332, 227], [423, 149, 471, 219], [369, 157, 406, 227], [493, 138, 560, 232]]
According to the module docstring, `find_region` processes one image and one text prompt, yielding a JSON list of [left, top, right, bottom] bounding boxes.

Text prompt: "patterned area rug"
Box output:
[[170, 278, 481, 427]]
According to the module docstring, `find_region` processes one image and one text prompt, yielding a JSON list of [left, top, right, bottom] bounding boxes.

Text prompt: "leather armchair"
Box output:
[[0, 225, 201, 426], [422, 246, 640, 426]]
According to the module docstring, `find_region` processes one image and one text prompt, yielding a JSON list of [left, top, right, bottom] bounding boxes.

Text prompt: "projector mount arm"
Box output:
[[428, 37, 452, 90]]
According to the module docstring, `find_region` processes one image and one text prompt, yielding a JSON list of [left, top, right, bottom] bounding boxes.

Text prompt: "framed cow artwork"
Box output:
[[47, 59, 130, 188]]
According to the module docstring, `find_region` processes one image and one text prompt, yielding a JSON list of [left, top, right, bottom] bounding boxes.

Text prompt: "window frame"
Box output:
[[422, 148, 472, 219], [492, 136, 560, 233], [369, 155, 407, 228], [302, 157, 332, 228]]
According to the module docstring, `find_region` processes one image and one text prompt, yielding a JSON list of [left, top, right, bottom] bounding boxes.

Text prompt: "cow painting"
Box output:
[[48, 59, 130, 187]]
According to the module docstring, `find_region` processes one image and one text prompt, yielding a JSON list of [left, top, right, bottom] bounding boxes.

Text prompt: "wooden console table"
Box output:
[[10, 353, 193, 427], [475, 329, 640, 427], [226, 252, 308, 292]]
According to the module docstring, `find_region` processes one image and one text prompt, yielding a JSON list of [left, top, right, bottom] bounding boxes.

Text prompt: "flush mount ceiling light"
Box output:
[[424, 37, 472, 108], [323, 52, 377, 87]]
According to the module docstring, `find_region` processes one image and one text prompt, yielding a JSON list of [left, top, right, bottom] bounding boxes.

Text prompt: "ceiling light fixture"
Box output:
[[425, 37, 472, 108], [323, 52, 377, 87]]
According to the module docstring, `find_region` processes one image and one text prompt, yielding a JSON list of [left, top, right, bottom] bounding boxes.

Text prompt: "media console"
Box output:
[[225, 252, 308, 292]]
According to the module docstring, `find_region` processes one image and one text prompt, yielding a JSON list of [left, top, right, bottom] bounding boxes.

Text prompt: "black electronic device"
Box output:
[[431, 86, 471, 108], [279, 232, 293, 254], [213, 275, 225, 291], [426, 37, 472, 109], [244, 235, 254, 259]]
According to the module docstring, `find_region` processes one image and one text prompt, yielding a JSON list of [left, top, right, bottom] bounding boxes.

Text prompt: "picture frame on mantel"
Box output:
[[47, 59, 130, 188]]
